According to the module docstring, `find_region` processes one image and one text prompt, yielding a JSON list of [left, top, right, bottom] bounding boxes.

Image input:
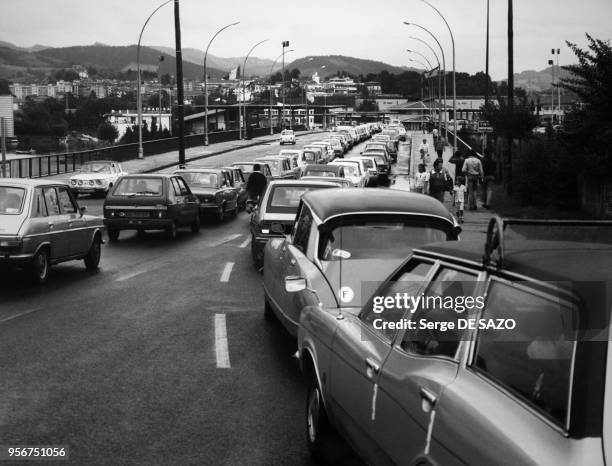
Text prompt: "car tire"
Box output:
[[166, 222, 177, 240], [30, 248, 49, 285], [306, 378, 335, 464], [84, 240, 101, 269], [191, 215, 201, 233], [217, 206, 224, 222], [107, 229, 120, 242]]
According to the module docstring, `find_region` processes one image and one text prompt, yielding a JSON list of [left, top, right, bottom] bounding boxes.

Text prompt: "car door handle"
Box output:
[[419, 387, 437, 407], [68, 222, 73, 228], [47, 222, 54, 229], [365, 357, 380, 378]]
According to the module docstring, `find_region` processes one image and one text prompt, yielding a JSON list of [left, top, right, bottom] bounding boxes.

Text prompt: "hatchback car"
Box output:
[[264, 189, 460, 336], [69, 160, 127, 197], [221, 166, 248, 210], [298, 217, 612, 465], [174, 168, 238, 221], [280, 129, 296, 145], [254, 156, 296, 180], [249, 180, 341, 269], [329, 159, 368, 187], [103, 174, 200, 241], [0, 179, 104, 283], [300, 164, 345, 179]]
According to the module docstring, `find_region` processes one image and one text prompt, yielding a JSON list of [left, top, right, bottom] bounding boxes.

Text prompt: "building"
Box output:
[[324, 77, 358, 95], [183, 109, 227, 134], [0, 94, 15, 137], [106, 109, 172, 141]]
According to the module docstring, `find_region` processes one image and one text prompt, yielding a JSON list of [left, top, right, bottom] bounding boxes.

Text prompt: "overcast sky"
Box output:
[[1, 0, 610, 80]]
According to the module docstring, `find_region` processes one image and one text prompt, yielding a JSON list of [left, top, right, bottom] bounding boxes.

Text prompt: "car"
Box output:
[[254, 156, 297, 180], [300, 164, 345, 179], [249, 180, 341, 269], [280, 129, 296, 145], [361, 151, 391, 186], [278, 149, 305, 177], [69, 160, 127, 197], [221, 166, 248, 210], [297, 216, 612, 465], [231, 162, 274, 183], [174, 168, 239, 221], [307, 142, 334, 163], [364, 140, 395, 163], [323, 138, 344, 158], [0, 179, 104, 284], [299, 176, 353, 188], [328, 159, 368, 187], [300, 148, 325, 167], [347, 155, 379, 187], [264, 189, 460, 337], [103, 174, 201, 241]]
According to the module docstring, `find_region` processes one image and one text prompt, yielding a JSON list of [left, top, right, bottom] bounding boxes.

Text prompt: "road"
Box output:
[[0, 132, 384, 465]]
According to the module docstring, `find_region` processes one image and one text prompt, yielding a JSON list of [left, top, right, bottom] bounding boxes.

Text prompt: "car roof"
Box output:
[[118, 174, 174, 178], [304, 164, 343, 171], [82, 160, 118, 164], [267, 179, 343, 188], [300, 176, 349, 184], [174, 168, 225, 174], [303, 188, 456, 223], [0, 178, 68, 188]]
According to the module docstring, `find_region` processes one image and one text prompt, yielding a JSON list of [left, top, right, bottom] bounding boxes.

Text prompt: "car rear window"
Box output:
[[267, 185, 329, 213], [303, 169, 339, 178], [80, 162, 112, 174], [113, 178, 163, 196], [179, 172, 218, 187], [302, 151, 317, 162], [0, 187, 26, 215], [233, 164, 254, 174]]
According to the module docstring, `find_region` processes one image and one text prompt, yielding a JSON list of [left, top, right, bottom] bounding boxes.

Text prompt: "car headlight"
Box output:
[[95, 179, 103, 185], [70, 180, 77, 185], [89, 180, 95, 186]]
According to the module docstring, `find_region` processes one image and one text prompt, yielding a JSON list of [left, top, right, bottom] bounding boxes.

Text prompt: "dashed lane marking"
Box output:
[[0, 307, 43, 324], [239, 237, 251, 248], [208, 233, 242, 248], [214, 313, 231, 369], [220, 262, 234, 282]]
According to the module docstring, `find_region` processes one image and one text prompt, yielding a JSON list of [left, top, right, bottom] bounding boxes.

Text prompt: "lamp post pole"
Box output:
[[137, 0, 172, 159], [407, 51, 435, 124], [408, 57, 431, 130], [158, 55, 164, 135], [281, 41, 289, 129], [204, 21, 239, 146], [408, 37, 443, 131], [269, 49, 294, 135], [420, 0, 457, 154], [404, 22, 447, 140], [240, 39, 268, 140]]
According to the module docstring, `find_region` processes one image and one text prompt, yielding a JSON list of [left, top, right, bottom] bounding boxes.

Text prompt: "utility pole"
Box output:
[[174, 0, 185, 167], [1, 117, 6, 178], [485, 0, 490, 106], [506, 0, 514, 196]]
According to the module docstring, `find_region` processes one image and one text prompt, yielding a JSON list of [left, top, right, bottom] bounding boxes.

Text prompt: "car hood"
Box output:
[[321, 257, 406, 307], [70, 173, 114, 181], [0, 215, 27, 235]]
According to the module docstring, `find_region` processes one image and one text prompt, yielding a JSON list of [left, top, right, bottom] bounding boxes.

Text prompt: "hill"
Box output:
[[287, 55, 408, 79]]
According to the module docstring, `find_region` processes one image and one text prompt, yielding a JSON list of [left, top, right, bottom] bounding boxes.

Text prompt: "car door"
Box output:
[[221, 171, 237, 211], [57, 185, 90, 255], [27, 187, 51, 255], [372, 265, 484, 465], [175, 176, 199, 224]]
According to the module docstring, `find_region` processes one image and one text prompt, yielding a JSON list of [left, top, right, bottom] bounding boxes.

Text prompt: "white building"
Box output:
[[106, 109, 173, 141]]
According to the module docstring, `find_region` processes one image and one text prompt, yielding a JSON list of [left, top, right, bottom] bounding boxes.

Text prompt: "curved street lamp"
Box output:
[[419, 0, 457, 153], [404, 21, 448, 142], [408, 40, 443, 128], [239, 39, 268, 140], [408, 57, 432, 126], [203, 21, 240, 146], [268, 49, 294, 135], [137, 0, 172, 160]]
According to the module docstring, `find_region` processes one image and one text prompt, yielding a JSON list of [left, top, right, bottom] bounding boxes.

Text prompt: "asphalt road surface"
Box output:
[[0, 133, 374, 465]]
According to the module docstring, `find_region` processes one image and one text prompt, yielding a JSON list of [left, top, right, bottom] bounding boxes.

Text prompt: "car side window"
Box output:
[[32, 188, 48, 217], [472, 280, 577, 427], [43, 187, 60, 215], [57, 187, 77, 214], [292, 204, 313, 254], [170, 178, 181, 196], [400, 267, 479, 359], [176, 177, 190, 195], [360, 260, 435, 341]]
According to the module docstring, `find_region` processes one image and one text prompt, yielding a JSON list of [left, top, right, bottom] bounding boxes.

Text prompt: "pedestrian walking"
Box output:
[[432, 127, 439, 145], [481, 148, 497, 209], [453, 175, 467, 223], [448, 150, 466, 182], [413, 163, 429, 194], [428, 158, 453, 204], [418, 138, 430, 157], [461, 150, 484, 210], [435, 136, 445, 159]]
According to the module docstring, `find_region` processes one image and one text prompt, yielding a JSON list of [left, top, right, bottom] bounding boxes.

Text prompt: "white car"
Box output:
[[307, 142, 334, 163], [69, 160, 127, 197], [279, 149, 305, 176], [279, 129, 296, 145], [329, 159, 368, 187]]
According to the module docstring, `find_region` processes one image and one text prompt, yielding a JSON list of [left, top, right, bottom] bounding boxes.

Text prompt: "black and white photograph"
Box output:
[[0, 0, 611, 464]]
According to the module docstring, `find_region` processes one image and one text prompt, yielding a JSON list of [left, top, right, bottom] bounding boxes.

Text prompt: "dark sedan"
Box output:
[[174, 168, 239, 221], [103, 174, 200, 241]]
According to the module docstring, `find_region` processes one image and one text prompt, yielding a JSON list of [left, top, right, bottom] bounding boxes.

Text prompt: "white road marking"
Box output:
[[208, 233, 242, 248], [0, 307, 43, 324], [214, 313, 231, 369], [239, 237, 251, 248], [220, 262, 234, 282]]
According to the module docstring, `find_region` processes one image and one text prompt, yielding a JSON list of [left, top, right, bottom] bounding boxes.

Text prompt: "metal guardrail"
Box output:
[[7, 125, 304, 179], [443, 125, 483, 159]]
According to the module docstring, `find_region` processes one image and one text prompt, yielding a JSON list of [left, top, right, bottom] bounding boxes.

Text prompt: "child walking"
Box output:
[[413, 163, 429, 194], [453, 175, 467, 223]]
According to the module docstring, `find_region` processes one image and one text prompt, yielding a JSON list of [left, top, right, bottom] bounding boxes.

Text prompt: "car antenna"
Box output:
[[337, 223, 345, 320]]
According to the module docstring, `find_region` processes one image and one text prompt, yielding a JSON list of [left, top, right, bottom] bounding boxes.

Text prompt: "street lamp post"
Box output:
[[269, 49, 294, 135], [240, 39, 268, 140], [408, 37, 443, 132], [158, 55, 164, 135], [281, 41, 289, 129], [137, 0, 172, 159], [204, 21, 239, 146], [404, 22, 447, 141], [407, 51, 435, 124], [420, 0, 457, 154]]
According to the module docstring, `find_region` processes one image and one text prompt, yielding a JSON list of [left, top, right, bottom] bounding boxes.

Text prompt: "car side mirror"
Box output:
[[285, 276, 307, 293], [79, 206, 87, 216], [270, 223, 284, 234]]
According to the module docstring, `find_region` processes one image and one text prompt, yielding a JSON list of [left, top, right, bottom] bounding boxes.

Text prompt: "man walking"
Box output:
[[481, 149, 497, 208], [428, 158, 452, 204], [462, 150, 484, 211], [435, 136, 445, 160]]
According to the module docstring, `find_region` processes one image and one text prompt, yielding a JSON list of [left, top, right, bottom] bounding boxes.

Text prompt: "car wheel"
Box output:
[[191, 214, 201, 233], [107, 229, 120, 242], [217, 206, 224, 222], [230, 205, 238, 218], [166, 222, 177, 240], [251, 235, 263, 271], [30, 248, 49, 285], [84, 239, 101, 269], [306, 379, 334, 463]]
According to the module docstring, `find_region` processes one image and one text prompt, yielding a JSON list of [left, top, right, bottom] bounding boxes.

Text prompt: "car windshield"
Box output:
[[334, 164, 359, 177], [281, 130, 294, 136], [179, 172, 218, 187], [259, 160, 281, 175], [113, 178, 163, 196], [303, 151, 317, 162], [233, 164, 254, 174], [303, 169, 339, 177], [80, 163, 112, 174], [320, 220, 449, 261], [0, 187, 26, 215]]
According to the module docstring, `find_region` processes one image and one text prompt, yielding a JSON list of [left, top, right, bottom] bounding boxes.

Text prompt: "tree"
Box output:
[[481, 97, 538, 140], [96, 122, 119, 143], [0, 79, 10, 94]]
